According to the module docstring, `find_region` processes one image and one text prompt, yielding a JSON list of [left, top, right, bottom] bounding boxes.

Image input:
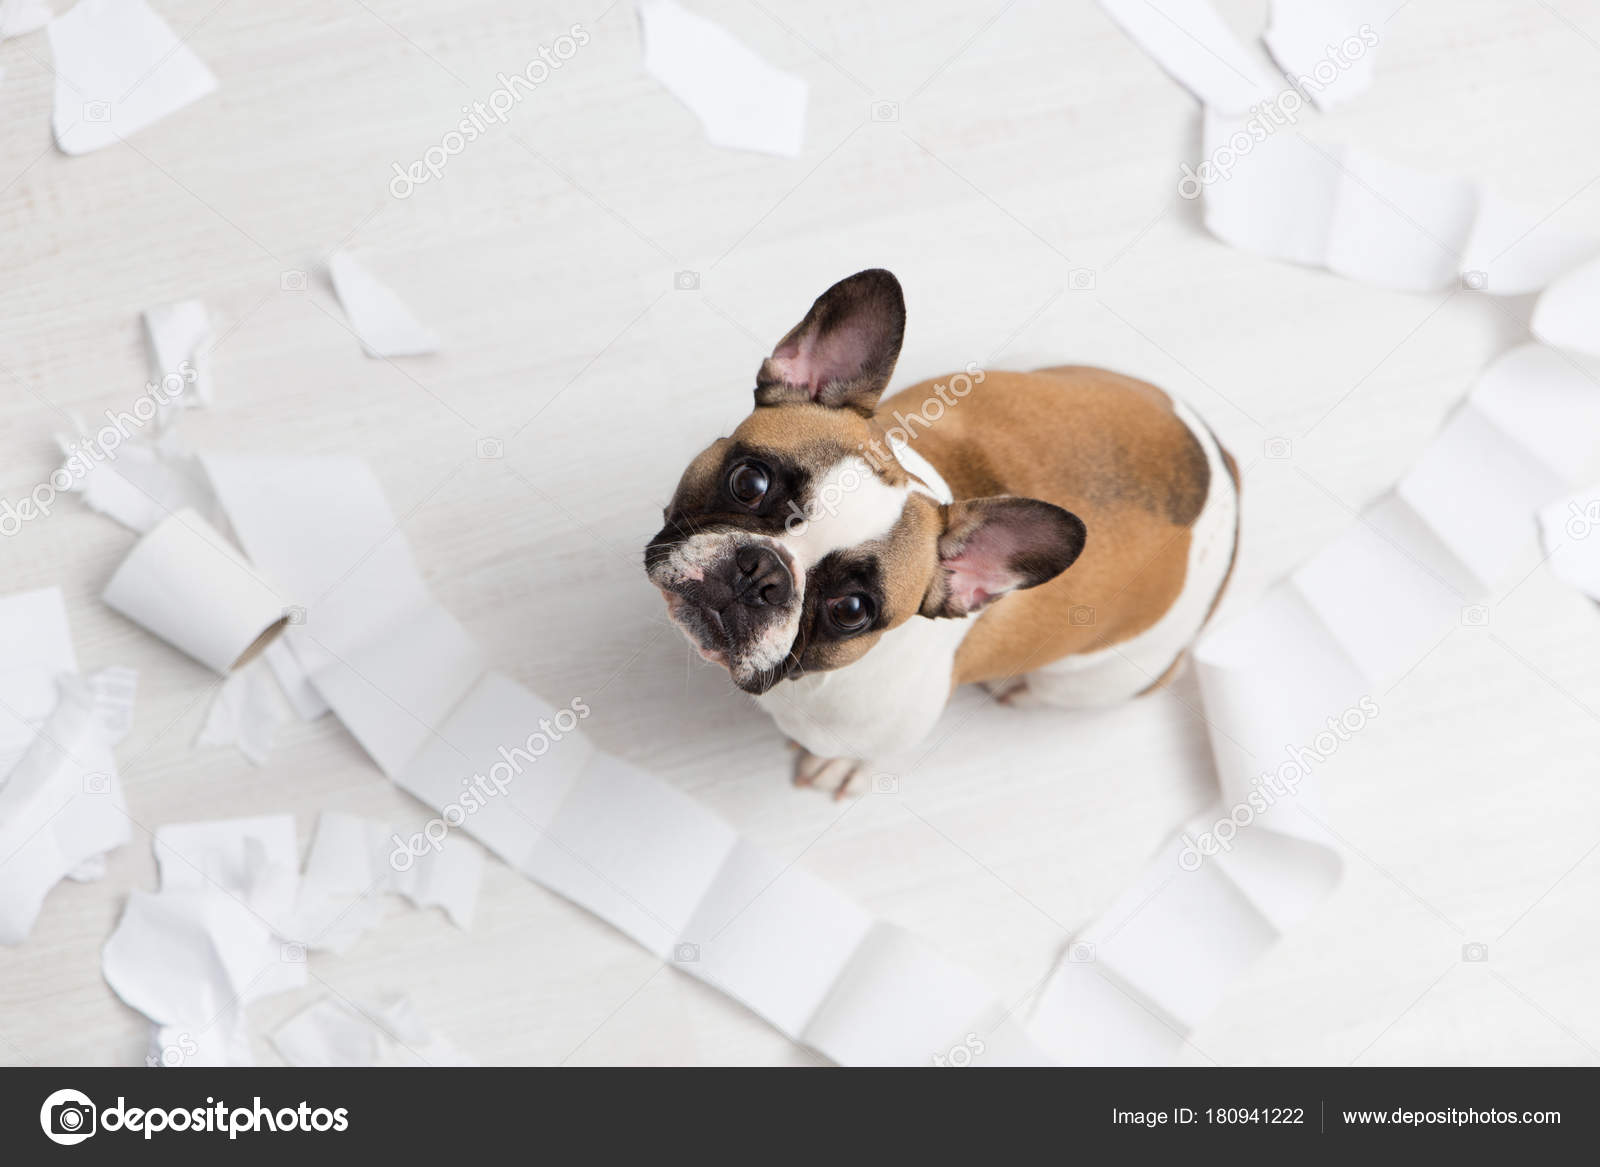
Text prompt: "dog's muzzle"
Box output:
[[645, 531, 802, 693]]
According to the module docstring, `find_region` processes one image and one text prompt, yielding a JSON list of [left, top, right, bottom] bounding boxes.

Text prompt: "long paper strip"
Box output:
[[1097, 0, 1276, 114]]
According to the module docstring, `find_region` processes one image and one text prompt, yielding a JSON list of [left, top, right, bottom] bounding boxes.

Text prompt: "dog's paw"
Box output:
[[789, 744, 871, 801], [986, 675, 1031, 706]]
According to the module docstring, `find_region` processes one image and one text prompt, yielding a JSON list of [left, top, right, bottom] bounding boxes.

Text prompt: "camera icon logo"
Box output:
[[1068, 268, 1096, 291], [1461, 941, 1489, 962], [82, 101, 112, 123], [674, 270, 700, 291], [82, 772, 110, 795], [871, 772, 899, 795], [870, 100, 900, 122], [40, 1088, 97, 1145], [1461, 270, 1489, 292], [280, 270, 308, 292], [283, 605, 307, 625], [280, 941, 307, 963], [476, 437, 504, 460], [1068, 942, 1096, 963], [1460, 604, 1489, 627], [673, 942, 700, 963], [1263, 437, 1292, 460], [1068, 604, 1095, 627]]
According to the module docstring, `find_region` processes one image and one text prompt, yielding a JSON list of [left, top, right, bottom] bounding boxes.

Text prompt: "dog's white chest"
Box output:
[[755, 613, 975, 760]]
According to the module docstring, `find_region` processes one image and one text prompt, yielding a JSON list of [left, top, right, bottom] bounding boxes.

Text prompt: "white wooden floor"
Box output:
[[3, 0, 1600, 1066]]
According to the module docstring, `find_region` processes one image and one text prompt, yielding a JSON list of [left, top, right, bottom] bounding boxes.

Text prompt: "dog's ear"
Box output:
[[921, 497, 1087, 619], [756, 269, 906, 415]]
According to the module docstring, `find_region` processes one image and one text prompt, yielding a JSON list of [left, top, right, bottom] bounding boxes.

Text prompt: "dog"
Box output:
[[645, 269, 1239, 797]]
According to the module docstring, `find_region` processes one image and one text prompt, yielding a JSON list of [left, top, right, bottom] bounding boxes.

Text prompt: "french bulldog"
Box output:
[[645, 269, 1239, 797]]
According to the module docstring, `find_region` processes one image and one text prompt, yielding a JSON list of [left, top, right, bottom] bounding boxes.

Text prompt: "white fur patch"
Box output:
[[774, 455, 914, 575]]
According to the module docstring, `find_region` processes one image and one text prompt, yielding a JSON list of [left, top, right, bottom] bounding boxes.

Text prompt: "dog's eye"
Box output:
[[827, 593, 874, 633], [727, 461, 770, 506]]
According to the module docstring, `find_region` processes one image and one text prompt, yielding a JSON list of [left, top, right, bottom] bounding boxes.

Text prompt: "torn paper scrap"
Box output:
[[196, 658, 292, 766], [1262, 0, 1383, 111], [0, 672, 131, 945], [143, 299, 213, 411], [638, 0, 807, 156], [105, 817, 309, 1065], [1539, 486, 1600, 602], [55, 424, 217, 535], [1, 0, 51, 40], [1531, 255, 1600, 359], [1097, 0, 1275, 114], [272, 995, 474, 1067], [48, 0, 219, 155], [103, 891, 285, 1067], [148, 1005, 253, 1068], [263, 639, 330, 722], [328, 254, 439, 358], [153, 814, 302, 933], [290, 811, 483, 951], [102, 508, 288, 675], [293, 812, 398, 951]]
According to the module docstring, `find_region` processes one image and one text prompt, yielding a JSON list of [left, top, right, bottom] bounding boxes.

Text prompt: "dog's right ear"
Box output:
[[755, 269, 905, 416]]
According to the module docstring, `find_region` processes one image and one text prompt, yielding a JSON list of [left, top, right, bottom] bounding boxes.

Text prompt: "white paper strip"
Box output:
[[1462, 191, 1600, 296], [1539, 485, 1600, 602], [1203, 111, 1483, 292], [102, 508, 288, 675], [1097, 0, 1276, 114], [202, 454, 484, 776], [1531, 255, 1600, 358], [1262, 0, 1383, 111], [328, 254, 439, 358], [48, 0, 218, 155], [637, 0, 807, 156]]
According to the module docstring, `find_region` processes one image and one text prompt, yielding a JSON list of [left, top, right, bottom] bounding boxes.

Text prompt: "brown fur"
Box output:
[[875, 365, 1224, 689]]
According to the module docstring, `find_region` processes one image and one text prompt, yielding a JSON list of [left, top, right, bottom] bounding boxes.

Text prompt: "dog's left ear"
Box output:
[[756, 269, 905, 415], [921, 497, 1087, 619]]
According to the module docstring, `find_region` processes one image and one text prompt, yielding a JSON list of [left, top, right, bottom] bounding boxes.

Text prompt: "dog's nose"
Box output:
[[731, 546, 792, 607]]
